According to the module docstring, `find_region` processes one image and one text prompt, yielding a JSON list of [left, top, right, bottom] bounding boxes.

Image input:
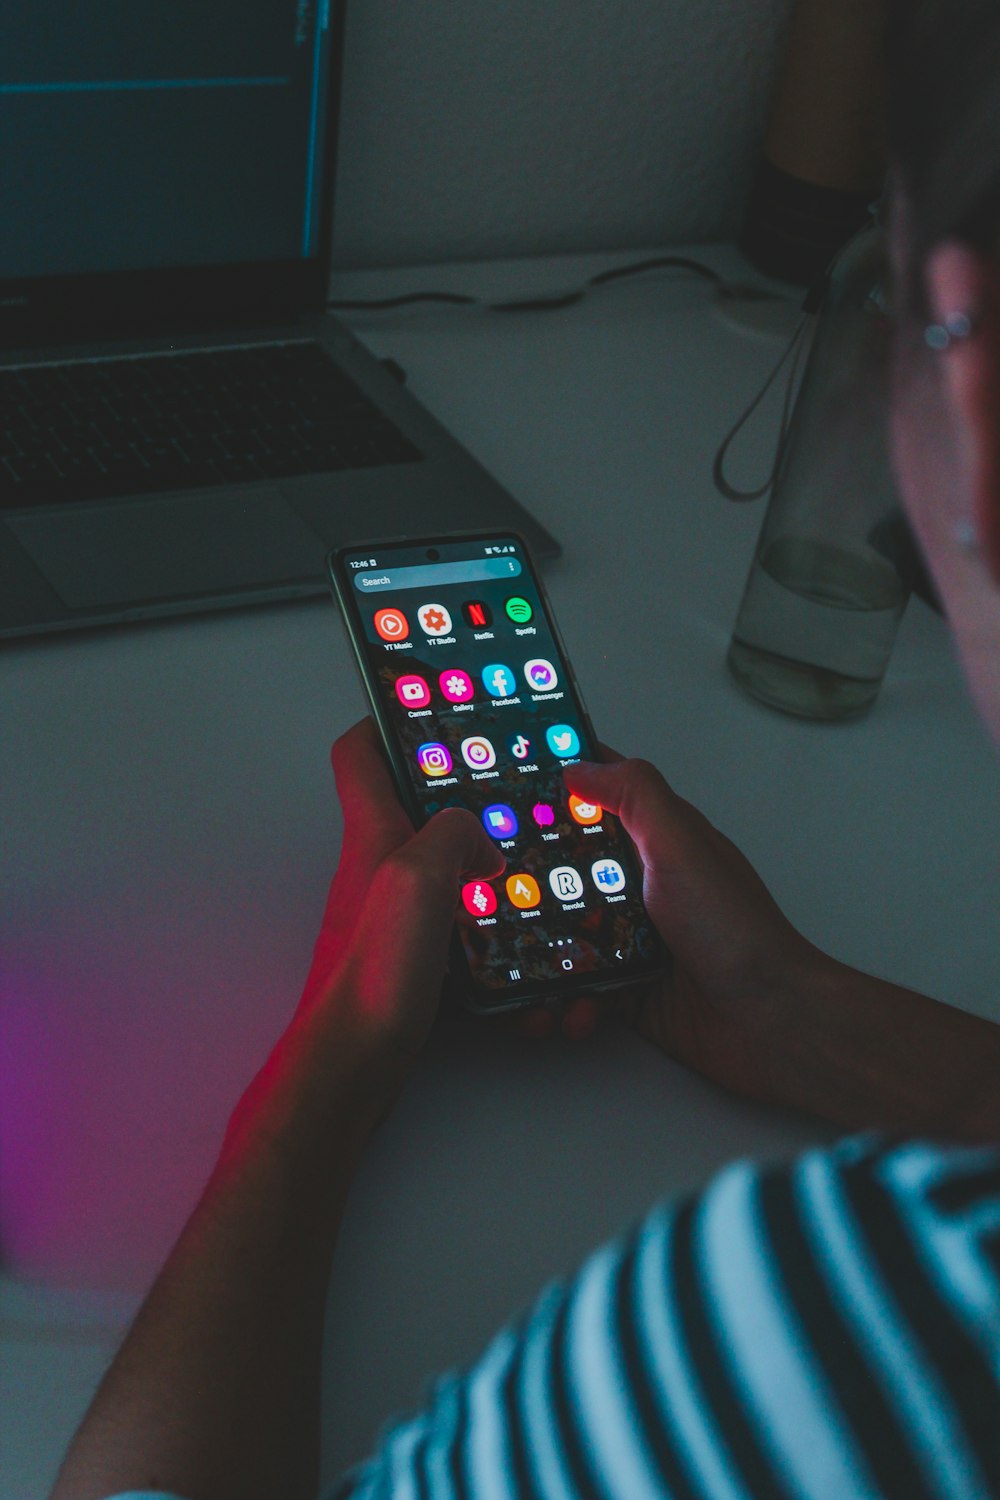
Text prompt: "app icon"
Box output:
[[569, 794, 602, 826], [525, 658, 558, 692], [417, 602, 453, 636], [482, 662, 517, 698], [462, 600, 493, 629], [506, 872, 541, 910], [462, 880, 498, 917], [375, 607, 409, 642], [483, 803, 518, 839], [395, 674, 431, 708], [532, 802, 555, 827], [461, 735, 497, 770], [417, 742, 453, 777], [591, 858, 626, 893], [546, 723, 581, 758], [505, 596, 533, 624], [439, 668, 475, 703], [549, 865, 585, 902], [508, 732, 532, 761]]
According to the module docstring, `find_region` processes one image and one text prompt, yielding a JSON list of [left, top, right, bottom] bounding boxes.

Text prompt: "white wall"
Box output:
[[332, 0, 794, 269]]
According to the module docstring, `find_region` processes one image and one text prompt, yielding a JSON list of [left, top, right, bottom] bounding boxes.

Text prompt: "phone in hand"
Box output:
[[328, 531, 663, 1012]]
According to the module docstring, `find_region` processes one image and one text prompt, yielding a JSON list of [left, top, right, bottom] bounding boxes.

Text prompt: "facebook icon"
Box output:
[[482, 662, 517, 698]]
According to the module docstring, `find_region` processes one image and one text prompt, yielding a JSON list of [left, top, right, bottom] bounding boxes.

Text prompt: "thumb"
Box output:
[[565, 757, 688, 872], [396, 806, 506, 913]]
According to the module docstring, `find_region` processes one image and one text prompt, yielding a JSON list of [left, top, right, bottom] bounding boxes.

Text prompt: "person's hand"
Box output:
[[225, 718, 505, 1156], [548, 751, 825, 1107]]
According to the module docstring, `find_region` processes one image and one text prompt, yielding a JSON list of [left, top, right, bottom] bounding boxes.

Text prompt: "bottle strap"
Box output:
[[711, 311, 812, 501]]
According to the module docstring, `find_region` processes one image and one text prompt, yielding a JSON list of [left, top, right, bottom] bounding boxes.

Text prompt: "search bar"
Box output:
[[353, 557, 523, 593]]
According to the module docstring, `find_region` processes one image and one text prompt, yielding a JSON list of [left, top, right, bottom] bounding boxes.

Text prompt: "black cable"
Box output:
[[327, 253, 747, 316]]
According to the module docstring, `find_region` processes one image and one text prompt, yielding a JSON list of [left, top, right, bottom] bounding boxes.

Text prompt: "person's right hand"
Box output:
[[556, 751, 827, 1108]]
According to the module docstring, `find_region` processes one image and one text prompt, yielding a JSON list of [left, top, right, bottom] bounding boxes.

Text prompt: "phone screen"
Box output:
[[330, 533, 661, 1008]]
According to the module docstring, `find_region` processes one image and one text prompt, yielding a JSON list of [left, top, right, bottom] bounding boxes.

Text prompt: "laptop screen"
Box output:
[[1, 1, 341, 339]]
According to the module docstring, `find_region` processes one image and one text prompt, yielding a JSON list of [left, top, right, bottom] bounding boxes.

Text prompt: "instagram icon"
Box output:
[[416, 742, 453, 777]]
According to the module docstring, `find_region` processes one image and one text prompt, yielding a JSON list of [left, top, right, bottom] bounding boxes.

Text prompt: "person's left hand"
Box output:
[[224, 718, 505, 1156]]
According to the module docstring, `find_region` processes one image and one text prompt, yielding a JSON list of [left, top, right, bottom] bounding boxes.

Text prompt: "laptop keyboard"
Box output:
[[0, 340, 423, 508]]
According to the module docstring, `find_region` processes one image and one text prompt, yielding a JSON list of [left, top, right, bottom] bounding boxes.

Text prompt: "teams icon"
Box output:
[[591, 858, 626, 893]]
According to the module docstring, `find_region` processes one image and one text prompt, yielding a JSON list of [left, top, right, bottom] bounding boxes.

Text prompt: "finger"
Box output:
[[381, 807, 506, 949], [332, 718, 414, 859], [563, 757, 699, 871]]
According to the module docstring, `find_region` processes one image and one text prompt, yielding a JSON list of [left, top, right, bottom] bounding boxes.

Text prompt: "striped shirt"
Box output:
[[103, 1135, 1000, 1500]]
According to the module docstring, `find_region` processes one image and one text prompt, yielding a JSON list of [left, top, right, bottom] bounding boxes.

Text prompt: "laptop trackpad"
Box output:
[[8, 489, 325, 609]]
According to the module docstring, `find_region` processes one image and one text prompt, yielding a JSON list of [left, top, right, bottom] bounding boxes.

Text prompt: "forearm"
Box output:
[[773, 950, 1000, 1140], [50, 1021, 389, 1500]]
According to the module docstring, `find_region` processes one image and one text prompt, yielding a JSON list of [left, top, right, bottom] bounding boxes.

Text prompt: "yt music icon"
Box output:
[[374, 607, 409, 642]]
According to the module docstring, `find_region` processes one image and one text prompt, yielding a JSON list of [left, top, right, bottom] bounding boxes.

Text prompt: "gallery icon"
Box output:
[[568, 795, 602, 826], [395, 674, 431, 708], [462, 880, 498, 918], [417, 602, 453, 636], [439, 668, 475, 703], [507, 732, 533, 761], [591, 858, 626, 893], [483, 803, 518, 839], [505, 596, 533, 624], [462, 600, 493, 629], [416, 742, 453, 777], [531, 802, 556, 827], [482, 662, 517, 698], [524, 658, 558, 692], [546, 724, 581, 758], [506, 872, 541, 910], [374, 607, 409, 642], [461, 735, 497, 770], [549, 865, 585, 902]]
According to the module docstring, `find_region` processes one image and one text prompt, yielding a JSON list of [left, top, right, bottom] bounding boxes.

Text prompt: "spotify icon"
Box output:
[[505, 595, 533, 624]]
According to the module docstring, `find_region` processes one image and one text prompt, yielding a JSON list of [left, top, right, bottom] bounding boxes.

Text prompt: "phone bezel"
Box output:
[[327, 529, 664, 1012]]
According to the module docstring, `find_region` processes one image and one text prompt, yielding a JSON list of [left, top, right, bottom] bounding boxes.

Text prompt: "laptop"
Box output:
[[0, 2, 558, 640]]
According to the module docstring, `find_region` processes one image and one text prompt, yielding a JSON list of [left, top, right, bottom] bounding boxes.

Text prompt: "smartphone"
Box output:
[[328, 531, 663, 1012]]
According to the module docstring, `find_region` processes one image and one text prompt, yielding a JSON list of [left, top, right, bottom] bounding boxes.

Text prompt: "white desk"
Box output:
[[3, 247, 998, 1499]]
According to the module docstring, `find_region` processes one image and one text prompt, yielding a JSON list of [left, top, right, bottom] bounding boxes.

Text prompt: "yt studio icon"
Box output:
[[461, 735, 496, 770]]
